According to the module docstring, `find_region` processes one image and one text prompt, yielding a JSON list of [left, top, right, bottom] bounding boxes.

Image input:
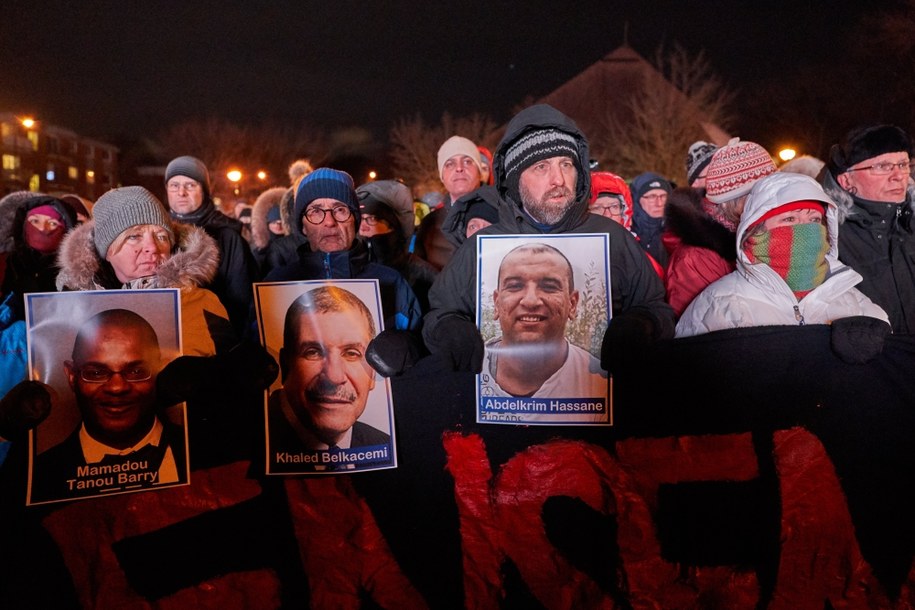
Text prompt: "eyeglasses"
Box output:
[[76, 365, 152, 384], [641, 194, 667, 203], [361, 214, 387, 226], [166, 181, 201, 192], [590, 203, 623, 214], [304, 205, 353, 225], [846, 160, 912, 175]]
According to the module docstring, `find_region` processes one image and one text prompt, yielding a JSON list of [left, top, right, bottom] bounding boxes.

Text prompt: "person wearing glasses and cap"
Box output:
[[263, 169, 423, 375], [820, 124, 915, 334], [30, 308, 188, 503], [164, 155, 259, 337]]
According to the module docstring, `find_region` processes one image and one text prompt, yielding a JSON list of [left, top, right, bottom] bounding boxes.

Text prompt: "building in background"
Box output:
[[0, 112, 118, 199]]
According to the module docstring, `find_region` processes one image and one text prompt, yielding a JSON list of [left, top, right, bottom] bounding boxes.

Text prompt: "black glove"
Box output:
[[156, 340, 279, 405], [366, 329, 424, 377], [0, 380, 52, 439], [830, 316, 891, 364], [600, 310, 661, 374], [426, 316, 484, 373]]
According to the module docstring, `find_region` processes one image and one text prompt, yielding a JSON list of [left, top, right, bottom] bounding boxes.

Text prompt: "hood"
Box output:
[[441, 185, 503, 248], [56, 217, 220, 291], [251, 186, 289, 251], [589, 171, 633, 230], [0, 192, 75, 254], [736, 172, 839, 269], [663, 187, 736, 262], [493, 104, 591, 230], [355, 180, 416, 239]]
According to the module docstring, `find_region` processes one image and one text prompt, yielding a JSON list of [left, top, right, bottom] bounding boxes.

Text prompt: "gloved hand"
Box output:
[[830, 316, 891, 364], [0, 380, 52, 439], [156, 340, 279, 405], [366, 329, 424, 377], [600, 309, 661, 374], [426, 316, 484, 373]]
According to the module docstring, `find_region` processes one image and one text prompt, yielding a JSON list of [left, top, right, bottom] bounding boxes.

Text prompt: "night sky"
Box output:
[[0, 1, 875, 147]]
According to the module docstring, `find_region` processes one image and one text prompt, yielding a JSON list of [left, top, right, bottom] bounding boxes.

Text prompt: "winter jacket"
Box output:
[[169, 198, 260, 336], [662, 187, 737, 318], [56, 220, 237, 356], [820, 169, 915, 334], [424, 104, 675, 352], [0, 193, 77, 398], [264, 238, 423, 332], [263, 187, 307, 277], [0, 193, 78, 321], [441, 185, 503, 250], [676, 173, 888, 337], [364, 231, 438, 315], [250, 186, 288, 273], [414, 202, 456, 271]]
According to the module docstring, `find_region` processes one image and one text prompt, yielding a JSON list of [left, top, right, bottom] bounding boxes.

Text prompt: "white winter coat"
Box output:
[[676, 173, 889, 337]]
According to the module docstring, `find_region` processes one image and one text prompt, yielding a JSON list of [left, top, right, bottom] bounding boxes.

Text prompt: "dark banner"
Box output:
[[3, 325, 915, 609]]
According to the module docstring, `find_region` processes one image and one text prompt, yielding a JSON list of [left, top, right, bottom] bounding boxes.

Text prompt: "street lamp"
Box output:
[[227, 169, 242, 197], [778, 148, 797, 163]]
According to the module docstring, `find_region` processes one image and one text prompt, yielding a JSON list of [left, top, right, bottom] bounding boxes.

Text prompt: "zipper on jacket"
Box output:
[[323, 252, 331, 278], [793, 305, 806, 326]]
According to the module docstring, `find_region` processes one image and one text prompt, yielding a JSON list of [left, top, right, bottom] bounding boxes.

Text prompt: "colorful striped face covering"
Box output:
[[744, 222, 829, 299]]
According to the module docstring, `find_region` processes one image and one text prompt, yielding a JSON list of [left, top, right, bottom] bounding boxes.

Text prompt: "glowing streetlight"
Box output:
[[256, 170, 267, 181], [20, 117, 35, 129], [778, 148, 797, 163], [227, 169, 242, 196], [368, 170, 377, 180]]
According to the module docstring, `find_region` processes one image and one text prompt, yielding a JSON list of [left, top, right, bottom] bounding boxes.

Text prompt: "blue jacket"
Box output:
[[264, 238, 423, 332]]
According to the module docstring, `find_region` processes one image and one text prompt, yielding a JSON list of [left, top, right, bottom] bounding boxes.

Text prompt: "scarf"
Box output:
[[744, 222, 829, 299]]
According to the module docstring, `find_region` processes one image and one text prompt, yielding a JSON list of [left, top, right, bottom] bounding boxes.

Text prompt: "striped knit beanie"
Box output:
[[92, 186, 174, 257], [503, 128, 580, 200], [294, 168, 360, 232], [705, 138, 777, 204]]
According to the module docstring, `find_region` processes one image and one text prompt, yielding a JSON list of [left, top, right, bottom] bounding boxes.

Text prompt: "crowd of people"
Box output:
[[0, 105, 910, 437], [0, 101, 912, 605]]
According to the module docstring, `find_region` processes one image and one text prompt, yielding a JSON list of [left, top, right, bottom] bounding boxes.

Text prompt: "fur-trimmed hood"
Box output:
[[56, 218, 220, 291], [663, 187, 736, 263], [0, 191, 77, 254], [251, 186, 289, 251]]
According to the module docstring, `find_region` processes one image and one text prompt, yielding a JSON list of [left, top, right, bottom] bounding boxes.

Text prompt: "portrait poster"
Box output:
[[476, 234, 612, 425], [25, 289, 188, 506], [253, 279, 397, 474]]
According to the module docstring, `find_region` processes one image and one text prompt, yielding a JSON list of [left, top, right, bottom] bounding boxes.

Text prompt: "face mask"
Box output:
[[744, 222, 829, 299], [24, 221, 65, 254]]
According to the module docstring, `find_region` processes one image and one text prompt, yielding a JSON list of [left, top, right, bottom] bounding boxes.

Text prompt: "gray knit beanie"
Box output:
[[165, 155, 211, 196], [92, 186, 174, 257]]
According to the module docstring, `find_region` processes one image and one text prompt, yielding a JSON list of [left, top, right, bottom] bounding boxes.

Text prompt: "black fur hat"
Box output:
[[828, 124, 913, 176]]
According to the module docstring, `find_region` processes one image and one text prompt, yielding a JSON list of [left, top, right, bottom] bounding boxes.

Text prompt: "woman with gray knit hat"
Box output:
[[55, 186, 236, 356]]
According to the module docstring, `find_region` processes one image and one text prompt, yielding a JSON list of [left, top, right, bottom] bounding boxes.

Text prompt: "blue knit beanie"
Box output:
[[294, 168, 360, 232]]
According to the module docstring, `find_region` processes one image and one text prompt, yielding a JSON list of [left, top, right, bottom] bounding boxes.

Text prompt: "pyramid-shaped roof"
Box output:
[[494, 46, 730, 158]]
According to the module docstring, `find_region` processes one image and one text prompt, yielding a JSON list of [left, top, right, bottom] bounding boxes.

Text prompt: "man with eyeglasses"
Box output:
[[165, 155, 259, 337], [356, 179, 438, 313], [821, 124, 915, 333], [263, 169, 423, 376], [30, 309, 188, 503], [629, 171, 673, 270]]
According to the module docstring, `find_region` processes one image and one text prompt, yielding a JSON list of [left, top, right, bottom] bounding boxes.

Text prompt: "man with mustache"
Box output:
[[30, 308, 187, 503], [268, 286, 388, 466], [482, 242, 607, 404], [423, 104, 675, 377]]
